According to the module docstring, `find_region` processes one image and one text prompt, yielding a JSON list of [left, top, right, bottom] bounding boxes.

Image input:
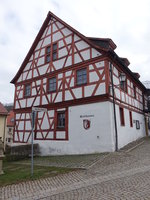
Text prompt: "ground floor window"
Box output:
[[129, 111, 133, 127], [57, 112, 65, 129], [119, 107, 125, 126]]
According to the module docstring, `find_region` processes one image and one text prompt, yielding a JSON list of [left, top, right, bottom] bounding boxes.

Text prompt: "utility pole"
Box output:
[[31, 107, 47, 177]]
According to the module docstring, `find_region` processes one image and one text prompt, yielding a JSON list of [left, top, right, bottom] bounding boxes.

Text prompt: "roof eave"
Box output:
[[108, 50, 146, 91]]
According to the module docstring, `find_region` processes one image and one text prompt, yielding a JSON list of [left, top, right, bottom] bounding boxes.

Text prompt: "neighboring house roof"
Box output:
[[0, 102, 8, 115], [5, 104, 14, 112], [7, 110, 14, 127], [10, 11, 147, 92]]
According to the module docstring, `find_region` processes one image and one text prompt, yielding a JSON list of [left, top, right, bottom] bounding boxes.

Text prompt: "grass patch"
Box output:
[[0, 153, 107, 187], [0, 161, 73, 187]]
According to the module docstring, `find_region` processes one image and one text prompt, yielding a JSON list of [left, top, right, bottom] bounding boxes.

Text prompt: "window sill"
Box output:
[[56, 127, 65, 131], [24, 95, 31, 98], [47, 90, 57, 94], [120, 124, 125, 127], [76, 82, 87, 87]]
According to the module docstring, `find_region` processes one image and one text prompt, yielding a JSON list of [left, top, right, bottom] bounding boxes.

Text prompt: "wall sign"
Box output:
[[136, 120, 140, 129], [83, 119, 91, 130], [80, 115, 94, 118]]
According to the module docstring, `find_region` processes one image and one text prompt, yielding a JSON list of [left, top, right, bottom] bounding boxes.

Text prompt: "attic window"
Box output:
[[45, 43, 57, 63]]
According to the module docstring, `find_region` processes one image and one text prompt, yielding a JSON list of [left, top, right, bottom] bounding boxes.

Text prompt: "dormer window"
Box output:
[[45, 43, 57, 63]]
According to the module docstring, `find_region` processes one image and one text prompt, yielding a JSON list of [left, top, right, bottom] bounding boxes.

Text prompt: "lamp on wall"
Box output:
[[119, 73, 126, 83]]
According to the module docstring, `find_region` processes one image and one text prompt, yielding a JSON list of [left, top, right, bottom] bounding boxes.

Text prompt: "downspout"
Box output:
[[143, 93, 148, 136], [110, 62, 118, 151]]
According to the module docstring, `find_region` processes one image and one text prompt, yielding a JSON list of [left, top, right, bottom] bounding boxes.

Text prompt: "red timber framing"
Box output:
[[13, 108, 68, 142], [14, 57, 106, 109], [11, 11, 147, 144], [107, 58, 146, 114]]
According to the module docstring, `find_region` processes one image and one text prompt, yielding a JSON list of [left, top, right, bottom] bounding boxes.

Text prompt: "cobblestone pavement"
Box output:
[[1, 138, 150, 200], [17, 153, 108, 169]]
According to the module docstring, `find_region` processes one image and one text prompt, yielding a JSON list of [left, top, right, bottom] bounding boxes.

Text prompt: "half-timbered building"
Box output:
[[11, 11, 148, 155]]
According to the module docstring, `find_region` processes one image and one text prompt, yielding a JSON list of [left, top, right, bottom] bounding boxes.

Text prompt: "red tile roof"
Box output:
[[7, 110, 14, 126], [0, 102, 8, 115]]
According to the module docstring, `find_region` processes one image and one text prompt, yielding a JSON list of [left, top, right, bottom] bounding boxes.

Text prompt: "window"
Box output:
[[45, 43, 57, 63], [129, 111, 133, 127], [24, 84, 31, 97], [52, 43, 57, 60], [133, 85, 136, 98], [8, 138, 11, 143], [119, 107, 125, 126], [136, 120, 140, 129], [45, 46, 51, 63], [57, 112, 65, 128], [120, 79, 127, 92], [76, 68, 87, 85], [48, 77, 56, 92], [8, 128, 11, 132]]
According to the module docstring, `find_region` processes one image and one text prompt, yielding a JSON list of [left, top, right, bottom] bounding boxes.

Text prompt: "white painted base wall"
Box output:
[[115, 104, 146, 149], [39, 102, 115, 155], [33, 102, 146, 155]]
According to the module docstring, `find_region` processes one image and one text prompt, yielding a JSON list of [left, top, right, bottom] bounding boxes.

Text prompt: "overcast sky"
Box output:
[[0, 0, 150, 104]]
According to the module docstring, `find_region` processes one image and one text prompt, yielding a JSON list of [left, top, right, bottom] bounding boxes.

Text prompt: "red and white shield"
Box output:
[[83, 119, 91, 130]]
